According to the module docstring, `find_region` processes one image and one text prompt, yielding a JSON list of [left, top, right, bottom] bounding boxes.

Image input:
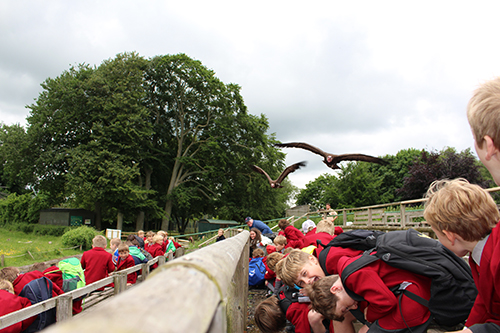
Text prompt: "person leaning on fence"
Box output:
[[302, 219, 335, 249], [125, 235, 148, 264], [80, 235, 115, 290], [0, 266, 63, 297], [115, 243, 137, 285], [216, 228, 226, 242], [249, 227, 265, 258], [245, 217, 274, 237], [424, 178, 500, 333], [0, 279, 36, 333], [144, 231, 155, 250], [278, 219, 304, 249]]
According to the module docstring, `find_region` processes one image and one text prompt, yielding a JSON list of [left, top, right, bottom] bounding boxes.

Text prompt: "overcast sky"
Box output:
[[2, 1, 500, 189]]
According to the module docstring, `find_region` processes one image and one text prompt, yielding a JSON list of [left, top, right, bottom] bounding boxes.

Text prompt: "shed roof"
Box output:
[[197, 219, 239, 225]]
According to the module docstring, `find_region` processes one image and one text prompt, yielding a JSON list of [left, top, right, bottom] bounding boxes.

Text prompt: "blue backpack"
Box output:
[[19, 277, 57, 333], [248, 257, 266, 286]]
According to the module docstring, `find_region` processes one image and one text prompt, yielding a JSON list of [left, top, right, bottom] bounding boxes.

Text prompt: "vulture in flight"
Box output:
[[251, 161, 307, 188], [274, 142, 387, 170]]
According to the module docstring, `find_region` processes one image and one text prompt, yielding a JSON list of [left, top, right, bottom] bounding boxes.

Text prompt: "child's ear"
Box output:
[[330, 283, 341, 294], [309, 255, 319, 265], [442, 230, 458, 245], [484, 135, 500, 160]]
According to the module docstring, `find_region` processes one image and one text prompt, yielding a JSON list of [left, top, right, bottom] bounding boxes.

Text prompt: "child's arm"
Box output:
[[307, 310, 328, 333]]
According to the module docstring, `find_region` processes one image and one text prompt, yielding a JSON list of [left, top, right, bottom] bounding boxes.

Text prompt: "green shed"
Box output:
[[196, 219, 240, 233], [39, 208, 95, 227]]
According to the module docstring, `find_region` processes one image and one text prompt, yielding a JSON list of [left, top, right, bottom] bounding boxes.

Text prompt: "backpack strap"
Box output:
[[340, 252, 379, 302], [317, 240, 330, 275]]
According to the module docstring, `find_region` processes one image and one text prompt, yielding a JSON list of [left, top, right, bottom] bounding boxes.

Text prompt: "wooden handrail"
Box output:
[[39, 231, 250, 333]]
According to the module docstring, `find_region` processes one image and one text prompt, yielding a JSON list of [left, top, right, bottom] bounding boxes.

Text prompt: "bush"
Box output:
[[61, 226, 99, 250], [33, 224, 70, 237]]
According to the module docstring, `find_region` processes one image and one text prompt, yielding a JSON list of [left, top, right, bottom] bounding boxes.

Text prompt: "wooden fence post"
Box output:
[[343, 210, 347, 226], [140, 263, 148, 282], [158, 256, 166, 267], [400, 203, 406, 228], [113, 272, 127, 295], [56, 295, 73, 322]]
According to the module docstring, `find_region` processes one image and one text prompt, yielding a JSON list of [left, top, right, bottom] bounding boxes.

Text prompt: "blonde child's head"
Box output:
[[153, 234, 164, 244], [0, 279, 14, 294], [467, 77, 500, 150], [274, 235, 287, 252], [316, 220, 334, 235], [252, 248, 265, 258], [92, 235, 108, 248], [304, 275, 341, 321], [137, 230, 144, 238], [424, 178, 499, 241], [0, 267, 20, 283], [275, 249, 310, 287], [254, 297, 286, 333], [283, 247, 294, 255], [266, 252, 284, 274], [110, 237, 121, 251]]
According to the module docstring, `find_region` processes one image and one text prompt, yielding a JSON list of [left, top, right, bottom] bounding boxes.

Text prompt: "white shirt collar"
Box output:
[[471, 234, 490, 266]]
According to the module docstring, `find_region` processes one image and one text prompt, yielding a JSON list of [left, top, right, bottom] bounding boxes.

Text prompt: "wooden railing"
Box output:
[[31, 230, 249, 333]]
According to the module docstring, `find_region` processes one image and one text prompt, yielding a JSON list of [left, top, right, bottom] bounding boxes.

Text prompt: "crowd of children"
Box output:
[[0, 229, 183, 333], [253, 78, 500, 333]]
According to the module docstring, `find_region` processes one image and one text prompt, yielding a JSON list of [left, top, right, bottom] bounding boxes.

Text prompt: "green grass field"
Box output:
[[0, 228, 83, 267]]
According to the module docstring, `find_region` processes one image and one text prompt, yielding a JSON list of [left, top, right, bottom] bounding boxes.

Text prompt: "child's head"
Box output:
[[266, 252, 284, 274], [254, 296, 286, 333], [137, 230, 144, 238], [467, 77, 500, 151], [93, 235, 108, 249], [277, 219, 290, 230], [153, 234, 164, 245], [118, 243, 130, 260], [0, 279, 14, 294], [304, 274, 358, 322], [252, 248, 265, 258], [29, 262, 50, 272], [146, 231, 155, 241], [275, 249, 325, 288], [283, 247, 294, 255], [301, 219, 316, 234], [424, 178, 499, 245], [316, 220, 334, 235], [0, 267, 20, 283], [273, 235, 287, 252], [218, 228, 224, 237], [110, 237, 121, 251]]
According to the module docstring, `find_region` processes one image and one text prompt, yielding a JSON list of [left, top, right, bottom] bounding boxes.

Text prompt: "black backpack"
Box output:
[[19, 277, 57, 333], [319, 228, 477, 328]]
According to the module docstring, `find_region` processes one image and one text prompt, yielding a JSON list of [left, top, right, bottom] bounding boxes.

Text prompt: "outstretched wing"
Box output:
[[332, 154, 388, 166], [276, 161, 307, 184], [275, 142, 328, 158], [250, 165, 274, 185]]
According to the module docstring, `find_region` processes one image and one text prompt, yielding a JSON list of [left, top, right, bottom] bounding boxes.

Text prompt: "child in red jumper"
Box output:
[[147, 234, 165, 269], [80, 235, 115, 288], [278, 219, 304, 249], [0, 279, 36, 333], [302, 219, 335, 249], [0, 266, 64, 297], [116, 243, 137, 285]]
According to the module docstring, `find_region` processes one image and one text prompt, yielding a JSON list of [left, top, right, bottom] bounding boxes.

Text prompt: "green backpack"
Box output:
[[58, 257, 86, 292]]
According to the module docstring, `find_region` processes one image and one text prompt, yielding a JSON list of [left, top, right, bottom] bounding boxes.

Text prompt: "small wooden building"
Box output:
[[196, 219, 239, 233], [286, 204, 310, 217], [39, 208, 95, 227]]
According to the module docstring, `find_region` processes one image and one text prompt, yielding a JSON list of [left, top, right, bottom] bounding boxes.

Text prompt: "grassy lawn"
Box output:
[[0, 228, 83, 268]]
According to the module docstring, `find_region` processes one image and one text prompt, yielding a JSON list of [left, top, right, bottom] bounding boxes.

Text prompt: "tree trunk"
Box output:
[[94, 201, 102, 230], [136, 166, 152, 231], [136, 211, 145, 231], [162, 199, 172, 231], [117, 211, 124, 230]]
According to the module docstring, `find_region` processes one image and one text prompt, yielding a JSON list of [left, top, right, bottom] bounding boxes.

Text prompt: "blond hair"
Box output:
[[110, 237, 121, 247], [153, 234, 164, 244], [424, 178, 499, 241], [273, 235, 287, 246], [316, 220, 334, 235], [0, 279, 14, 294], [304, 275, 341, 321], [467, 77, 500, 149], [118, 243, 129, 253], [92, 235, 107, 248], [275, 249, 310, 287], [254, 297, 286, 333], [266, 252, 284, 273]]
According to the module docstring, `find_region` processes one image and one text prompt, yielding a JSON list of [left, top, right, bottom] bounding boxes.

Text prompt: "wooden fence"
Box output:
[[15, 230, 249, 333]]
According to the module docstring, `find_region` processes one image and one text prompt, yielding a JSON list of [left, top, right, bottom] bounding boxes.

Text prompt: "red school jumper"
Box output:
[[80, 247, 115, 285], [283, 225, 305, 249], [116, 255, 137, 284], [467, 222, 500, 328], [12, 271, 64, 297], [337, 254, 431, 330], [0, 290, 36, 333], [147, 243, 165, 269], [302, 231, 334, 249]]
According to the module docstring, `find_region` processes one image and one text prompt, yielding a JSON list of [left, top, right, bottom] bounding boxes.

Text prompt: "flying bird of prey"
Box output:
[[274, 142, 388, 170], [251, 161, 307, 188]]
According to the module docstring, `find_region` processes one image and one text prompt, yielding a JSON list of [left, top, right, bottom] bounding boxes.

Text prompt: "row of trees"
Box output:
[[296, 147, 495, 209], [0, 53, 295, 232]]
